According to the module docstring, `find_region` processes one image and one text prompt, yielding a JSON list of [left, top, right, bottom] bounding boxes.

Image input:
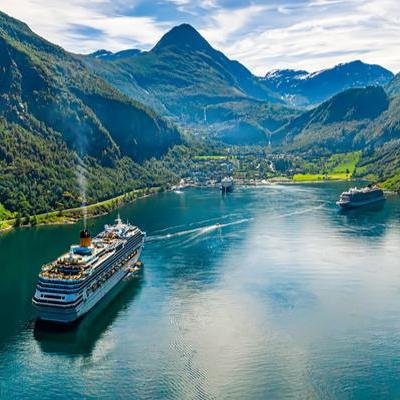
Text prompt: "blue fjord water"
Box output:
[[0, 183, 400, 399]]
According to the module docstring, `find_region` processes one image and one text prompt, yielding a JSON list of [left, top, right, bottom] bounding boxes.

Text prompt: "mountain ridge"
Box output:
[[262, 60, 394, 107], [82, 23, 281, 118], [83, 24, 395, 147], [272, 86, 398, 158], [152, 23, 211, 53]]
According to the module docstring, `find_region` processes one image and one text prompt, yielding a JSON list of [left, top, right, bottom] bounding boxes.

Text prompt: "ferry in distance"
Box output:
[[220, 177, 234, 193], [336, 185, 385, 209], [32, 216, 145, 324]]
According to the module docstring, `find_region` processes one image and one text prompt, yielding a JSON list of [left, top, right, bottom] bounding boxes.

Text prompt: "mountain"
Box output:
[[83, 28, 396, 146], [387, 72, 400, 96], [203, 99, 298, 144], [273, 86, 390, 153], [82, 24, 282, 123], [82, 24, 293, 145], [262, 61, 394, 107], [272, 84, 400, 186], [89, 48, 143, 60], [90, 49, 114, 58], [0, 11, 181, 216]]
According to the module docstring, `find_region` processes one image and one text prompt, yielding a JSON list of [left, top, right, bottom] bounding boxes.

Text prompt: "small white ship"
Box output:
[[171, 179, 186, 193], [32, 216, 145, 324], [220, 177, 234, 193], [336, 185, 385, 209]]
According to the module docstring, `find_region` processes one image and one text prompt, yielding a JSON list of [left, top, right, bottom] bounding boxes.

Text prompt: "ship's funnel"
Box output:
[[80, 229, 92, 247]]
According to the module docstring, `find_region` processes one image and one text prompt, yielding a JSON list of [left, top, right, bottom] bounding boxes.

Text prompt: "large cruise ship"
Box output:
[[336, 185, 385, 209], [32, 216, 145, 324]]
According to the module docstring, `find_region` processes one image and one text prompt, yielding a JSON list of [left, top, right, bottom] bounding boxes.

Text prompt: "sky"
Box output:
[[0, 0, 399, 75]]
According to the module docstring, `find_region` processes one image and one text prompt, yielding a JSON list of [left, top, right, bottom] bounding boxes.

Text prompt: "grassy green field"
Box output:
[[293, 173, 349, 182], [293, 151, 361, 182], [327, 151, 361, 174]]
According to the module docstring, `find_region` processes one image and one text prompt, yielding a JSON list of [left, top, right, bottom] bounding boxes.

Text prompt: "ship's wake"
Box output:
[[276, 203, 326, 219], [147, 218, 252, 243], [152, 214, 240, 235], [147, 203, 324, 244]]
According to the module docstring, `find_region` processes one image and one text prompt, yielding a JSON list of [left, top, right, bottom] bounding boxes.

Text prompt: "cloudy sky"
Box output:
[[0, 0, 399, 75]]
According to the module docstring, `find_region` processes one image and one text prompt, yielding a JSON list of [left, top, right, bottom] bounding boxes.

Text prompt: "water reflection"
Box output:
[[338, 200, 386, 215], [33, 274, 143, 357], [146, 214, 252, 288], [1, 185, 400, 399]]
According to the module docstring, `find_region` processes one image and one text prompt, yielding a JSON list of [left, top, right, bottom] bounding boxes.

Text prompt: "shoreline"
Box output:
[[184, 178, 399, 196], [0, 187, 162, 234], [2, 179, 397, 234], [192, 177, 357, 188]]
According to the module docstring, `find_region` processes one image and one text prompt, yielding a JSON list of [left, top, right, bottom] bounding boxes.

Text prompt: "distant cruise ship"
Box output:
[[32, 216, 145, 324], [336, 185, 385, 209], [220, 177, 234, 193]]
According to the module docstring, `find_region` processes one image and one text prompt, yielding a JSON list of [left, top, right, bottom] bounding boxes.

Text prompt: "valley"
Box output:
[[0, 11, 399, 229]]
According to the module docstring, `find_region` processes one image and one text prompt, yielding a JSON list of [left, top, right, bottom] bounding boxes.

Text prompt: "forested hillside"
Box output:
[[0, 11, 181, 217], [271, 84, 400, 187], [272, 86, 390, 153]]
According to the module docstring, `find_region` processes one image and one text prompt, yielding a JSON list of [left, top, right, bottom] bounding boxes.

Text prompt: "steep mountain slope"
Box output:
[[355, 94, 400, 146], [273, 86, 390, 154], [0, 12, 181, 163], [262, 61, 393, 107], [387, 72, 400, 96], [0, 11, 181, 215], [272, 84, 400, 186], [357, 138, 400, 185], [83, 24, 281, 123], [0, 117, 165, 216], [203, 100, 298, 145]]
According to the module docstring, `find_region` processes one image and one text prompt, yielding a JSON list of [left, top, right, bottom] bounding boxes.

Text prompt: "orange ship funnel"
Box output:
[[80, 229, 92, 247]]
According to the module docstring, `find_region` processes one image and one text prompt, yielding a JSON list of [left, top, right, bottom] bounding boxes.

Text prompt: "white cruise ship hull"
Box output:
[[336, 196, 385, 209], [33, 248, 142, 324]]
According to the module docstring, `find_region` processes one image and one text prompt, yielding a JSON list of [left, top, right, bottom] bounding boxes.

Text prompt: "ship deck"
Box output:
[[39, 227, 141, 282]]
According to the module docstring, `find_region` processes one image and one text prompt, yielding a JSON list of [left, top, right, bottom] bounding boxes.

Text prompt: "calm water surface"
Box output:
[[1, 183, 400, 399]]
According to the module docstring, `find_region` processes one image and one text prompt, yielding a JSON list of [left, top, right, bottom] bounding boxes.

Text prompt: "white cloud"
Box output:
[[0, 0, 399, 73], [199, 4, 269, 46], [0, 0, 168, 53], [212, 0, 400, 74], [167, 0, 191, 4]]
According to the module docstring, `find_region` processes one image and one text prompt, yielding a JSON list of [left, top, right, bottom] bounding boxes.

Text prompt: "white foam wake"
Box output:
[[147, 218, 252, 243]]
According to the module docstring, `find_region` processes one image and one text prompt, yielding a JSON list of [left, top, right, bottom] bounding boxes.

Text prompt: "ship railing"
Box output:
[[33, 295, 83, 308]]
